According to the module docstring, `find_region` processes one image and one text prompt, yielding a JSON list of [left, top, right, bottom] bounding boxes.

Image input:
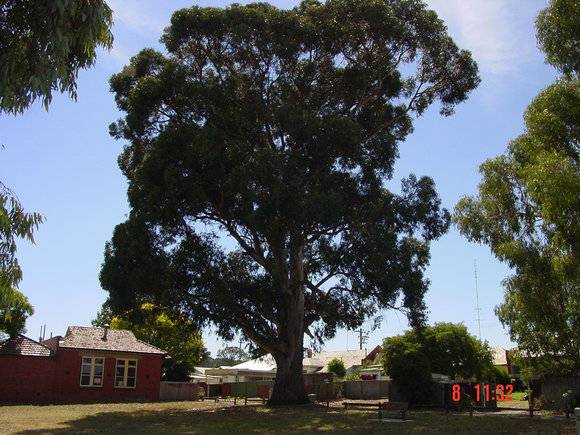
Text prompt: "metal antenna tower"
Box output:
[[474, 260, 482, 341]]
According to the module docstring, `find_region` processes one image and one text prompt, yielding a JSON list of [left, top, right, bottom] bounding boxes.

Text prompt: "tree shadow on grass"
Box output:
[[13, 404, 576, 434], [14, 404, 373, 434]]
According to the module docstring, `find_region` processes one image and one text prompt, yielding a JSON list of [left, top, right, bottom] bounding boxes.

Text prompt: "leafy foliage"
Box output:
[[216, 346, 251, 365], [0, 184, 43, 292], [344, 369, 361, 381], [382, 336, 432, 404], [0, 183, 40, 337], [454, 79, 580, 376], [456, 3, 579, 376], [1, 0, 113, 334], [103, 0, 479, 404], [0, 0, 113, 113], [536, 0, 580, 76], [110, 303, 206, 381], [327, 358, 347, 379], [484, 365, 511, 386], [382, 323, 493, 382], [91, 301, 113, 327], [420, 323, 493, 380], [0, 286, 33, 339]]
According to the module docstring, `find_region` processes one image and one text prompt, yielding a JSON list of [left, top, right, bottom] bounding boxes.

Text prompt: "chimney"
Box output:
[[102, 324, 109, 341]]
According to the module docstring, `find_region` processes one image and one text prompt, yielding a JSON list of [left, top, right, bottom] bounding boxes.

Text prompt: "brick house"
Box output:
[[0, 326, 166, 404]]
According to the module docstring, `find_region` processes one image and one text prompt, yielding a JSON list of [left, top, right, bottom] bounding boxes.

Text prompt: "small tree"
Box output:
[[110, 303, 206, 381], [382, 337, 432, 405], [0, 287, 33, 339], [420, 323, 493, 380], [327, 358, 347, 379], [382, 323, 494, 382]]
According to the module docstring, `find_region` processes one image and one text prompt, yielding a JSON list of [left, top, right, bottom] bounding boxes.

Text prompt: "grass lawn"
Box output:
[[497, 390, 530, 409], [0, 401, 575, 434]]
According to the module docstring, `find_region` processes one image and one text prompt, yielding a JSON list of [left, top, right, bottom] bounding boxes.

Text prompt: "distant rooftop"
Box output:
[[0, 335, 52, 357]]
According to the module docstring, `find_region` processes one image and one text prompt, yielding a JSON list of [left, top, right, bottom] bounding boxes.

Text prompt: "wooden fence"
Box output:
[[159, 382, 199, 401]]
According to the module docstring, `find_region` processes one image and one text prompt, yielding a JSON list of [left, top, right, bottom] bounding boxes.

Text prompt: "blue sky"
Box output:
[[1, 0, 557, 355]]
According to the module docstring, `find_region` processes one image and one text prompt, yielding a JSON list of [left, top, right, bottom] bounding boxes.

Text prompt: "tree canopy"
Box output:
[[536, 0, 580, 76], [0, 0, 113, 113], [455, 79, 580, 376], [382, 323, 494, 382], [103, 0, 479, 404], [110, 303, 206, 381], [382, 337, 432, 404]]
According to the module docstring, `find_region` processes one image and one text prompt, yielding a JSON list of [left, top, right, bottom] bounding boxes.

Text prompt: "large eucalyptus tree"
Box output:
[[102, 0, 479, 404]]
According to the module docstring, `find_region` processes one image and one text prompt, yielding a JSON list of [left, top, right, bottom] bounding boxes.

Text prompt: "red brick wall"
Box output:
[[0, 349, 163, 403], [0, 355, 57, 403]]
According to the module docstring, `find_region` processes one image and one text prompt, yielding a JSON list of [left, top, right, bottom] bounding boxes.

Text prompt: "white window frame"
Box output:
[[79, 357, 104, 388], [114, 358, 138, 389]]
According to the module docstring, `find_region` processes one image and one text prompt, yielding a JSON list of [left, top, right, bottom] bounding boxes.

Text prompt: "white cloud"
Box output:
[[106, 0, 165, 36], [425, 0, 537, 76]]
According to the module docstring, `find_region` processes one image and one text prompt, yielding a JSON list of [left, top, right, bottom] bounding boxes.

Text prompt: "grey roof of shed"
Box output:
[[0, 335, 53, 357], [60, 326, 166, 355]]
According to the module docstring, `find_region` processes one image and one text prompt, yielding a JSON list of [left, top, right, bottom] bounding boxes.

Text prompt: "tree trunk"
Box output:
[[269, 342, 309, 405], [267, 241, 309, 405]]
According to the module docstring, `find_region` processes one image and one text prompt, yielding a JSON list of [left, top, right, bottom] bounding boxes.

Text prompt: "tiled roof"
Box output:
[[60, 326, 166, 355], [0, 335, 53, 357]]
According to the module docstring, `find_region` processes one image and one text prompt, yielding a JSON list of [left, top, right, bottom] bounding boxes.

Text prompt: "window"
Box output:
[[115, 359, 137, 388], [80, 357, 104, 387]]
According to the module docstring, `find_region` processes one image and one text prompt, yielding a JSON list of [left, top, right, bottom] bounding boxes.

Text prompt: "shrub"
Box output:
[[344, 370, 360, 381], [534, 395, 548, 410], [327, 358, 347, 379], [383, 338, 432, 405], [485, 366, 511, 385]]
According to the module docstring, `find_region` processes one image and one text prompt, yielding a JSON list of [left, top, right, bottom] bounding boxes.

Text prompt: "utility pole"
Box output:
[[356, 328, 368, 350], [474, 260, 482, 341]]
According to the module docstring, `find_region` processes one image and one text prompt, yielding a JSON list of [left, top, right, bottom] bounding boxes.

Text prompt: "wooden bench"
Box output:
[[343, 401, 408, 420], [199, 396, 220, 403], [230, 396, 267, 405]]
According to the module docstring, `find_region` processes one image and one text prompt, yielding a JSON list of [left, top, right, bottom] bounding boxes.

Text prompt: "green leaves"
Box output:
[[327, 358, 347, 379], [536, 0, 580, 77], [0, 0, 113, 113], [110, 303, 206, 381], [0, 286, 33, 339], [454, 78, 580, 375], [103, 0, 478, 361], [0, 183, 40, 337], [382, 333, 432, 404], [382, 322, 494, 392]]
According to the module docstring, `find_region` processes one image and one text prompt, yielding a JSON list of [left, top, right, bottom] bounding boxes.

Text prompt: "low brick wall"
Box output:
[[159, 382, 199, 401]]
